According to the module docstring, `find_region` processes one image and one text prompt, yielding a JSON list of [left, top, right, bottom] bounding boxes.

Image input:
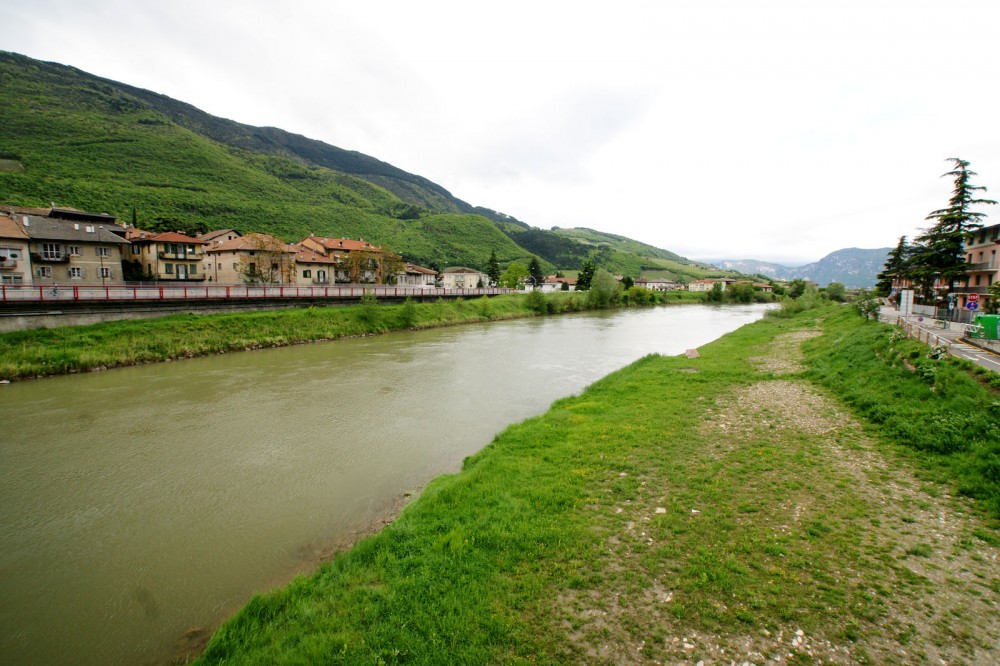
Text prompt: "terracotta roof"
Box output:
[[197, 228, 242, 243], [307, 236, 380, 252], [205, 233, 294, 253], [443, 266, 482, 274], [403, 262, 437, 275], [292, 245, 339, 264], [0, 214, 29, 240]]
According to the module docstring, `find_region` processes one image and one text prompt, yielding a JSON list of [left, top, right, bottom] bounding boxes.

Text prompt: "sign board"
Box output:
[[968, 293, 979, 302], [967, 301, 979, 311], [899, 289, 914, 321]]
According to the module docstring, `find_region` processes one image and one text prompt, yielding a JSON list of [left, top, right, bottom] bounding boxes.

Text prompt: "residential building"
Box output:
[[204, 233, 296, 284], [126, 230, 207, 282], [0, 213, 31, 285], [441, 266, 488, 289], [5, 206, 129, 286], [687, 279, 718, 292], [635, 278, 680, 291], [299, 236, 384, 283], [291, 244, 338, 285], [395, 262, 438, 287], [197, 229, 242, 247], [539, 275, 576, 292], [955, 222, 1000, 310]]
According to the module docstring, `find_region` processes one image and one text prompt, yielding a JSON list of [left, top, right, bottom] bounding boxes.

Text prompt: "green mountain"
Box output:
[[0, 50, 713, 277]]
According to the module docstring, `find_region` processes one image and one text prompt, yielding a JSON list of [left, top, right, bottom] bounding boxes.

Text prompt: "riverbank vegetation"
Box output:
[[0, 289, 702, 381], [195, 302, 999, 665]]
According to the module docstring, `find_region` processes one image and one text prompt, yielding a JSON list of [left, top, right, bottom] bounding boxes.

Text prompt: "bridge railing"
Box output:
[[0, 284, 514, 303]]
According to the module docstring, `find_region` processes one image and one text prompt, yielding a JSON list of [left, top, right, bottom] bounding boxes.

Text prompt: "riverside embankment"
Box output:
[[197, 304, 1000, 665]]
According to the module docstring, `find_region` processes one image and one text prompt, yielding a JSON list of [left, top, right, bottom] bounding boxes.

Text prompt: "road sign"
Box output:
[[967, 301, 979, 311], [968, 293, 980, 302]]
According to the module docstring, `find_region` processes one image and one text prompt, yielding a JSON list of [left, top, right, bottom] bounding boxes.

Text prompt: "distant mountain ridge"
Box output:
[[715, 248, 891, 288]]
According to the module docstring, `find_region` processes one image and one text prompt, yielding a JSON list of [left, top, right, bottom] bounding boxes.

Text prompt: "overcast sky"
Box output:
[[4, 0, 1000, 265]]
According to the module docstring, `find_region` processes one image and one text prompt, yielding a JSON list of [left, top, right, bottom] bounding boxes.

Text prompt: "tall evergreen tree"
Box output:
[[485, 250, 501, 287], [527, 257, 544, 288], [911, 158, 996, 300], [875, 236, 912, 297], [576, 260, 595, 291]]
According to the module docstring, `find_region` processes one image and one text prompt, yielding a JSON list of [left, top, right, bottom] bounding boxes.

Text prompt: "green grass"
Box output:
[[803, 307, 1000, 516], [191, 304, 1000, 664]]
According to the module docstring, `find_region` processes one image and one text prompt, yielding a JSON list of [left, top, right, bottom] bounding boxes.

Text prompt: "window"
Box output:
[[302, 269, 312, 278], [36, 266, 52, 278], [232, 262, 238, 270], [69, 267, 83, 279], [189, 265, 197, 275], [164, 263, 174, 274], [42, 243, 61, 260], [100, 267, 112, 279], [98, 247, 111, 258], [67, 245, 81, 256], [131, 245, 141, 255], [0, 274, 24, 284]]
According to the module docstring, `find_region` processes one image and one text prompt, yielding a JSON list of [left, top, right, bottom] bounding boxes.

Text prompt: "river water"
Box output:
[[0, 304, 768, 665]]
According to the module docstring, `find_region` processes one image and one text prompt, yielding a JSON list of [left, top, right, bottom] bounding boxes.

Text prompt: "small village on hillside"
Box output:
[[0, 203, 777, 296]]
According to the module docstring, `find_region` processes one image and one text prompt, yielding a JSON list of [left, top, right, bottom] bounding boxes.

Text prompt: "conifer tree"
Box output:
[[911, 158, 996, 300], [875, 236, 912, 297], [486, 250, 501, 286]]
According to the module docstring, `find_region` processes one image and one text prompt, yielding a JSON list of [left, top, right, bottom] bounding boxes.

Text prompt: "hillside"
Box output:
[[716, 247, 891, 288], [0, 51, 711, 277]]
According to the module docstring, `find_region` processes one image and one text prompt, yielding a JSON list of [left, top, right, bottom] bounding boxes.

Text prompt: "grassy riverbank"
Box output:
[[0, 290, 704, 381], [195, 304, 999, 665]]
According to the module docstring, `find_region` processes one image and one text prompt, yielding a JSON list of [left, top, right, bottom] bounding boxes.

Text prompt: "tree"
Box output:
[[376, 246, 405, 285], [875, 236, 912, 297], [527, 257, 544, 289], [586, 268, 622, 308], [726, 281, 755, 303], [576, 260, 595, 291], [787, 279, 807, 299], [705, 281, 725, 303], [825, 281, 846, 302], [499, 262, 528, 289], [621, 276, 635, 290], [486, 250, 501, 287], [911, 158, 996, 301]]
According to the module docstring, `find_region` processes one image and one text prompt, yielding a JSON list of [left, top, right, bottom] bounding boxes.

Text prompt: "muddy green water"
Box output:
[[0, 305, 768, 664]]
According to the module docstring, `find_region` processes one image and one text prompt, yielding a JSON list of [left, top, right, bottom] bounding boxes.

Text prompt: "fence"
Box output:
[[0, 283, 514, 304]]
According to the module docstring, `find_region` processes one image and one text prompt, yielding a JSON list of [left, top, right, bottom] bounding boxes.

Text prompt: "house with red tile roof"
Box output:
[[396, 262, 438, 287], [127, 230, 207, 282], [203, 233, 296, 284]]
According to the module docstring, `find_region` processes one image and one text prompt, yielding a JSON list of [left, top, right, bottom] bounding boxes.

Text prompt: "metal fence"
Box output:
[[0, 283, 514, 303]]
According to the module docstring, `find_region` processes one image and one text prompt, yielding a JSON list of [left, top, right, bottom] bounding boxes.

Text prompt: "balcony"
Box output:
[[312, 278, 330, 285], [30, 252, 70, 263], [954, 286, 991, 295], [0, 258, 18, 269], [967, 262, 997, 271], [158, 251, 196, 260]]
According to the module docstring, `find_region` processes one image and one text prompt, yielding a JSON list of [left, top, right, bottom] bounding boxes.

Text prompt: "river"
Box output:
[[0, 304, 769, 665]]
